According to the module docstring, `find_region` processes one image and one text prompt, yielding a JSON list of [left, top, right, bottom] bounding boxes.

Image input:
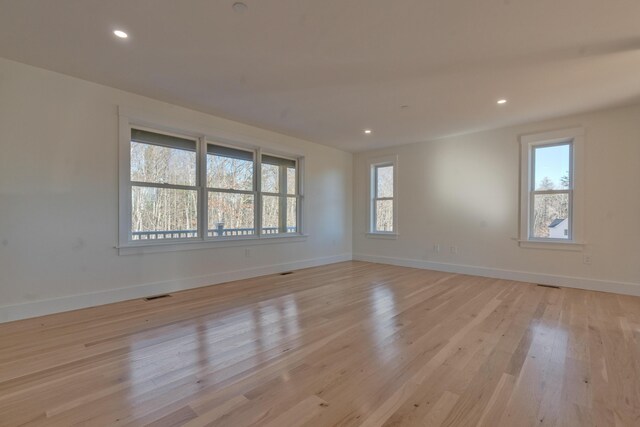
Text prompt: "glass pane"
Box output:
[[207, 153, 253, 191], [261, 163, 280, 193], [131, 186, 197, 240], [130, 141, 196, 186], [208, 192, 255, 237], [287, 167, 297, 195], [532, 193, 570, 239], [286, 197, 297, 233], [376, 166, 394, 198], [534, 143, 571, 190], [262, 195, 280, 234], [375, 200, 393, 232]]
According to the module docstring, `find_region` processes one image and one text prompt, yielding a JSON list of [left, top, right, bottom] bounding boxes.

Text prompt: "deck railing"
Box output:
[[132, 227, 296, 240]]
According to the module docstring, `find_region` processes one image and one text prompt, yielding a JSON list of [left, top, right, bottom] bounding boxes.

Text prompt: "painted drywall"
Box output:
[[0, 58, 352, 322], [354, 103, 640, 293]]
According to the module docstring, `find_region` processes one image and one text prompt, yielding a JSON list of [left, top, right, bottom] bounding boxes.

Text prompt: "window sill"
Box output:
[[366, 232, 398, 240], [117, 234, 308, 255], [518, 240, 585, 252]]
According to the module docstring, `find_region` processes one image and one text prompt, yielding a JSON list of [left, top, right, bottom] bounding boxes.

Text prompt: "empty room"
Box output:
[[1, 1, 639, 426]]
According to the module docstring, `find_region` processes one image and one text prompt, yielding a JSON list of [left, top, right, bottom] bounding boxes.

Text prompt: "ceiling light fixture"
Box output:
[[364, 129, 372, 134], [113, 30, 128, 39], [497, 99, 507, 104], [232, 2, 248, 13]]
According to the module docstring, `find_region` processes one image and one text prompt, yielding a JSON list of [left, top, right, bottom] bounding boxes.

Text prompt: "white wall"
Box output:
[[354, 103, 640, 294], [2, 55, 639, 323], [0, 58, 352, 322]]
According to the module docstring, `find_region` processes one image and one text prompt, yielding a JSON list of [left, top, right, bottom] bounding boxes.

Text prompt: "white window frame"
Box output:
[[129, 126, 201, 242], [367, 155, 398, 239], [205, 141, 258, 239], [259, 153, 302, 235], [118, 109, 306, 255], [519, 127, 585, 251]]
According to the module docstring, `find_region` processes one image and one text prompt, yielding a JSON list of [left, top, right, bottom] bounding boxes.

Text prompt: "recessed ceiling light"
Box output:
[[364, 129, 372, 134], [232, 2, 248, 13], [497, 99, 507, 104], [113, 30, 128, 39]]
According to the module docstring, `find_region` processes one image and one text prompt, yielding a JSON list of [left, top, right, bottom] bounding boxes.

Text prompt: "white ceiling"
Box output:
[[1, 0, 640, 151]]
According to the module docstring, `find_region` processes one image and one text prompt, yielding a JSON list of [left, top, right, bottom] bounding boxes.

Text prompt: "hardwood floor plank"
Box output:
[[422, 391, 459, 427]]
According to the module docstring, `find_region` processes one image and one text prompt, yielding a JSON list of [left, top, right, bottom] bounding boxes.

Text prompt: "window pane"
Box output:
[[130, 141, 196, 186], [262, 195, 280, 234], [287, 167, 296, 195], [261, 163, 280, 193], [207, 153, 253, 191], [376, 166, 394, 198], [131, 186, 197, 240], [375, 200, 394, 232], [534, 143, 571, 190], [532, 193, 570, 239], [287, 197, 297, 233], [208, 192, 255, 237]]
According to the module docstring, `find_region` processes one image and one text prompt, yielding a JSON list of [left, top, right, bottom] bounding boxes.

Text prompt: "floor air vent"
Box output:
[[280, 271, 293, 276], [144, 294, 171, 301], [537, 284, 560, 289]]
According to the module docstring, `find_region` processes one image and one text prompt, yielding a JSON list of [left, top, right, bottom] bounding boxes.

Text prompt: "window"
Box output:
[[530, 143, 572, 240], [130, 129, 199, 240], [119, 117, 304, 252], [369, 156, 397, 236], [207, 144, 256, 237], [261, 155, 299, 234], [520, 128, 584, 248]]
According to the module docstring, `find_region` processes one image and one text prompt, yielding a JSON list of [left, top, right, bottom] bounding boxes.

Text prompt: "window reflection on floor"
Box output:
[[370, 285, 401, 363]]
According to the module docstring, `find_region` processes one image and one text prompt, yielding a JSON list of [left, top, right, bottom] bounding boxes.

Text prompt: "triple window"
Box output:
[[125, 126, 302, 245]]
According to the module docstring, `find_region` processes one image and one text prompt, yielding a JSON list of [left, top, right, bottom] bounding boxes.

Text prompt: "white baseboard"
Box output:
[[0, 253, 352, 323], [353, 253, 640, 297]]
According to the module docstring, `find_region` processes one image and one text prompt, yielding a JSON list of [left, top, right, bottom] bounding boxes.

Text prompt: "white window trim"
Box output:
[[118, 107, 306, 255], [519, 127, 585, 250], [367, 154, 398, 238]]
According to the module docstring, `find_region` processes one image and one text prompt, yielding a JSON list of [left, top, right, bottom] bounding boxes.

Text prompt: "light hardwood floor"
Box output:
[[1, 261, 639, 426]]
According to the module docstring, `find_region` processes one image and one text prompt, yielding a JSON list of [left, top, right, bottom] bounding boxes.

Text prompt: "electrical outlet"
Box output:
[[450, 246, 458, 255], [583, 255, 592, 265], [245, 248, 251, 258]]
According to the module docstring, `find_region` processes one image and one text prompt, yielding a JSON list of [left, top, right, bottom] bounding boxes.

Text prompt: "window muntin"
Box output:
[[372, 163, 395, 233], [529, 141, 573, 240], [260, 154, 299, 234], [130, 129, 199, 240], [124, 125, 303, 246]]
